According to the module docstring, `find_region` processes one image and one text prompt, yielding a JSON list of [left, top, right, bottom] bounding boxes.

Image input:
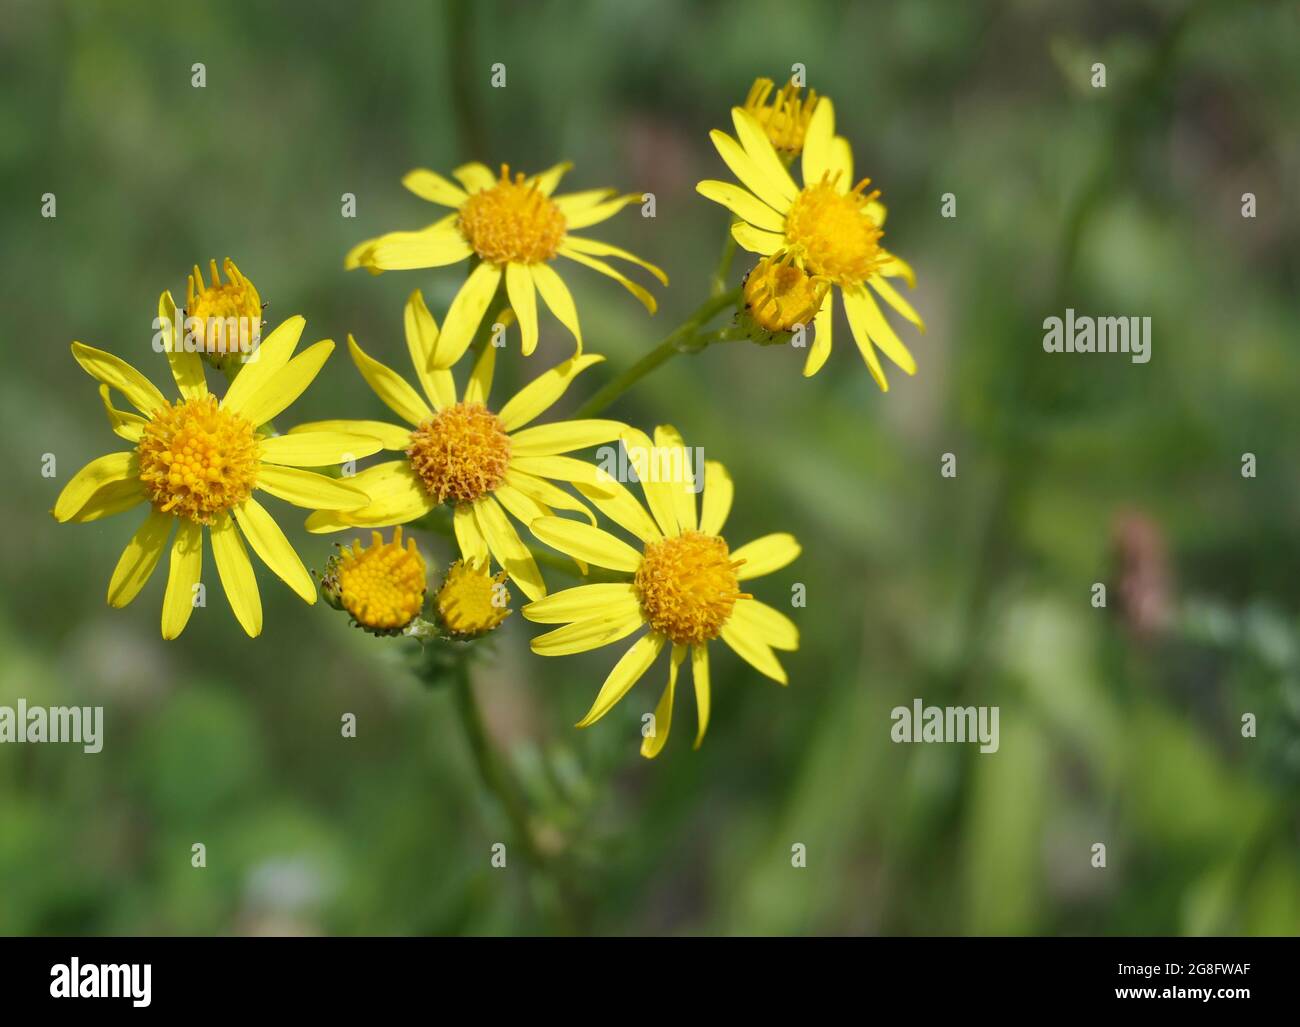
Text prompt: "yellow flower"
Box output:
[[741, 251, 831, 335], [299, 290, 626, 603], [696, 101, 925, 387], [523, 426, 800, 758], [742, 77, 820, 158], [52, 294, 381, 639], [344, 162, 668, 366], [435, 560, 512, 639], [327, 526, 428, 634], [184, 258, 264, 369]]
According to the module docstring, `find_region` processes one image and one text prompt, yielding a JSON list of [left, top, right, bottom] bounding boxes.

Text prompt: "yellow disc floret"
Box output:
[[785, 176, 885, 284], [406, 402, 512, 504], [458, 165, 567, 265], [436, 560, 512, 638], [136, 395, 259, 524], [742, 251, 831, 333], [185, 258, 263, 356], [336, 527, 427, 632], [743, 77, 820, 157], [634, 531, 750, 647]]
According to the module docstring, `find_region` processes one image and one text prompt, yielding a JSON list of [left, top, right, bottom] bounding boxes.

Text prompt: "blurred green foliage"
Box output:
[[1, 0, 1298, 935]]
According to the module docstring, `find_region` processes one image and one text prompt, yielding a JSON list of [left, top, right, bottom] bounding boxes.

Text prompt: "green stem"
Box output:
[[710, 227, 738, 296], [574, 287, 741, 418]]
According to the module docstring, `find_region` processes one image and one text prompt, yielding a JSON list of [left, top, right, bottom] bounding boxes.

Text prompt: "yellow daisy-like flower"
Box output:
[[52, 293, 381, 639], [742, 77, 820, 158], [523, 426, 801, 758], [435, 559, 512, 639], [696, 101, 925, 387], [298, 290, 626, 603], [344, 162, 668, 367], [327, 526, 428, 634]]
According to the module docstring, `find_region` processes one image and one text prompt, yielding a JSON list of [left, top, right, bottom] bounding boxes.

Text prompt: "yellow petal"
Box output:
[[522, 582, 639, 624], [107, 508, 172, 607], [655, 424, 696, 532], [232, 497, 315, 603], [505, 262, 539, 357], [552, 188, 617, 214], [573, 477, 662, 544], [731, 532, 801, 581], [52, 451, 136, 522], [828, 136, 853, 188], [878, 252, 916, 287], [561, 193, 642, 230], [869, 273, 925, 333], [641, 645, 685, 759], [575, 632, 664, 727], [505, 468, 598, 526], [463, 339, 496, 405], [508, 419, 625, 457], [698, 460, 733, 536], [402, 167, 469, 207], [847, 285, 916, 374], [803, 291, 834, 377], [530, 611, 645, 657], [98, 384, 147, 442], [729, 598, 799, 650], [530, 516, 642, 572], [720, 620, 788, 685], [509, 454, 614, 488], [159, 289, 207, 400], [558, 246, 657, 314], [559, 236, 669, 286], [256, 464, 370, 510], [161, 519, 203, 640], [472, 494, 546, 601], [405, 289, 457, 409], [347, 334, 432, 426], [452, 161, 496, 192], [731, 107, 799, 204], [694, 180, 786, 233], [454, 501, 488, 564], [354, 224, 473, 271], [221, 315, 305, 414], [70, 343, 166, 416], [497, 353, 603, 431], [287, 419, 412, 451], [211, 513, 262, 637], [303, 461, 433, 529], [529, 262, 582, 352], [619, 427, 678, 538], [64, 477, 146, 523], [691, 644, 711, 749], [259, 431, 383, 467], [434, 261, 502, 370], [239, 339, 336, 427], [527, 161, 573, 196], [708, 128, 793, 215], [800, 96, 836, 188], [490, 481, 548, 527], [731, 221, 785, 256]]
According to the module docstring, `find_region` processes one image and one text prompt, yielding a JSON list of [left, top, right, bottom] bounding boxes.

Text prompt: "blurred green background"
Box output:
[[2, 0, 1299, 935]]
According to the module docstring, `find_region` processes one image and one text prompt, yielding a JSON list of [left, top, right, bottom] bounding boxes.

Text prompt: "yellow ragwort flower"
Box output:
[[435, 559, 512, 639], [297, 290, 626, 603], [184, 258, 264, 369], [524, 425, 801, 758], [742, 77, 820, 158], [53, 295, 381, 639], [344, 162, 667, 365], [697, 100, 925, 387], [328, 526, 428, 633], [741, 250, 831, 336]]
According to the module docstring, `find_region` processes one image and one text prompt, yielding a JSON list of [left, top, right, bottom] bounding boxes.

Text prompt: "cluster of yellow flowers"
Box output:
[[53, 77, 922, 758]]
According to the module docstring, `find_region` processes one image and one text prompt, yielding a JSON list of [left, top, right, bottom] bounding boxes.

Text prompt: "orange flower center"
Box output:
[[785, 176, 884, 284], [458, 165, 567, 265], [634, 531, 748, 646], [136, 395, 259, 524], [406, 402, 512, 504]]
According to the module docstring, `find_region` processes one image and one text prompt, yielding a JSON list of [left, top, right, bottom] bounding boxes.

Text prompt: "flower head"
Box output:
[[53, 297, 381, 639], [697, 100, 925, 386], [322, 526, 427, 634], [524, 425, 800, 758], [184, 258, 264, 372], [435, 560, 512, 639], [344, 163, 667, 366], [300, 290, 627, 603], [742, 77, 820, 158], [740, 251, 831, 336]]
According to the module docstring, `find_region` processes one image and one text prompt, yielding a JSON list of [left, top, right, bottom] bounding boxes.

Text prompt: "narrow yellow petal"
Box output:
[[239, 339, 336, 427], [232, 497, 315, 603], [708, 128, 793, 215], [463, 339, 496, 405], [505, 262, 539, 357], [800, 96, 836, 189], [64, 477, 146, 523], [620, 427, 678, 538], [453, 501, 488, 564], [70, 343, 166, 416], [452, 161, 496, 192], [472, 494, 546, 601], [355, 224, 473, 271], [507, 419, 625, 457], [731, 532, 801, 581], [729, 598, 799, 650], [97, 384, 147, 442], [256, 464, 370, 510], [573, 477, 662, 544], [496, 353, 603, 432], [559, 236, 669, 286], [303, 461, 433, 529], [433, 262, 502, 370], [529, 611, 644, 657], [522, 582, 638, 624], [211, 514, 262, 637], [552, 188, 617, 215], [401, 167, 469, 207], [52, 451, 136, 522], [803, 291, 834, 377], [505, 468, 598, 526], [159, 289, 207, 400], [287, 419, 412, 451], [259, 431, 383, 467], [655, 424, 696, 532], [691, 644, 711, 749], [221, 315, 305, 414], [641, 645, 685, 759], [558, 246, 657, 314], [842, 291, 892, 390], [527, 161, 572, 197], [161, 519, 203, 640], [530, 515, 642, 573], [869, 273, 925, 333], [731, 221, 785, 256], [510, 454, 615, 489], [698, 460, 733, 536], [828, 135, 853, 188], [731, 107, 799, 204], [720, 620, 788, 685], [490, 481, 548, 528], [695, 179, 785, 233], [846, 286, 916, 375], [347, 334, 432, 426], [560, 193, 642, 230], [575, 632, 664, 727], [107, 508, 172, 607], [529, 262, 582, 352], [405, 289, 457, 409]]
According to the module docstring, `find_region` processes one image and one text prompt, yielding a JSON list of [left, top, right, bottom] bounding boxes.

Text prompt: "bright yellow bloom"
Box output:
[[299, 290, 626, 603], [742, 77, 820, 158], [524, 426, 801, 758], [52, 294, 381, 639], [697, 101, 925, 387], [435, 560, 512, 639], [184, 258, 264, 368], [741, 251, 831, 334], [330, 526, 427, 633], [344, 162, 667, 366]]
